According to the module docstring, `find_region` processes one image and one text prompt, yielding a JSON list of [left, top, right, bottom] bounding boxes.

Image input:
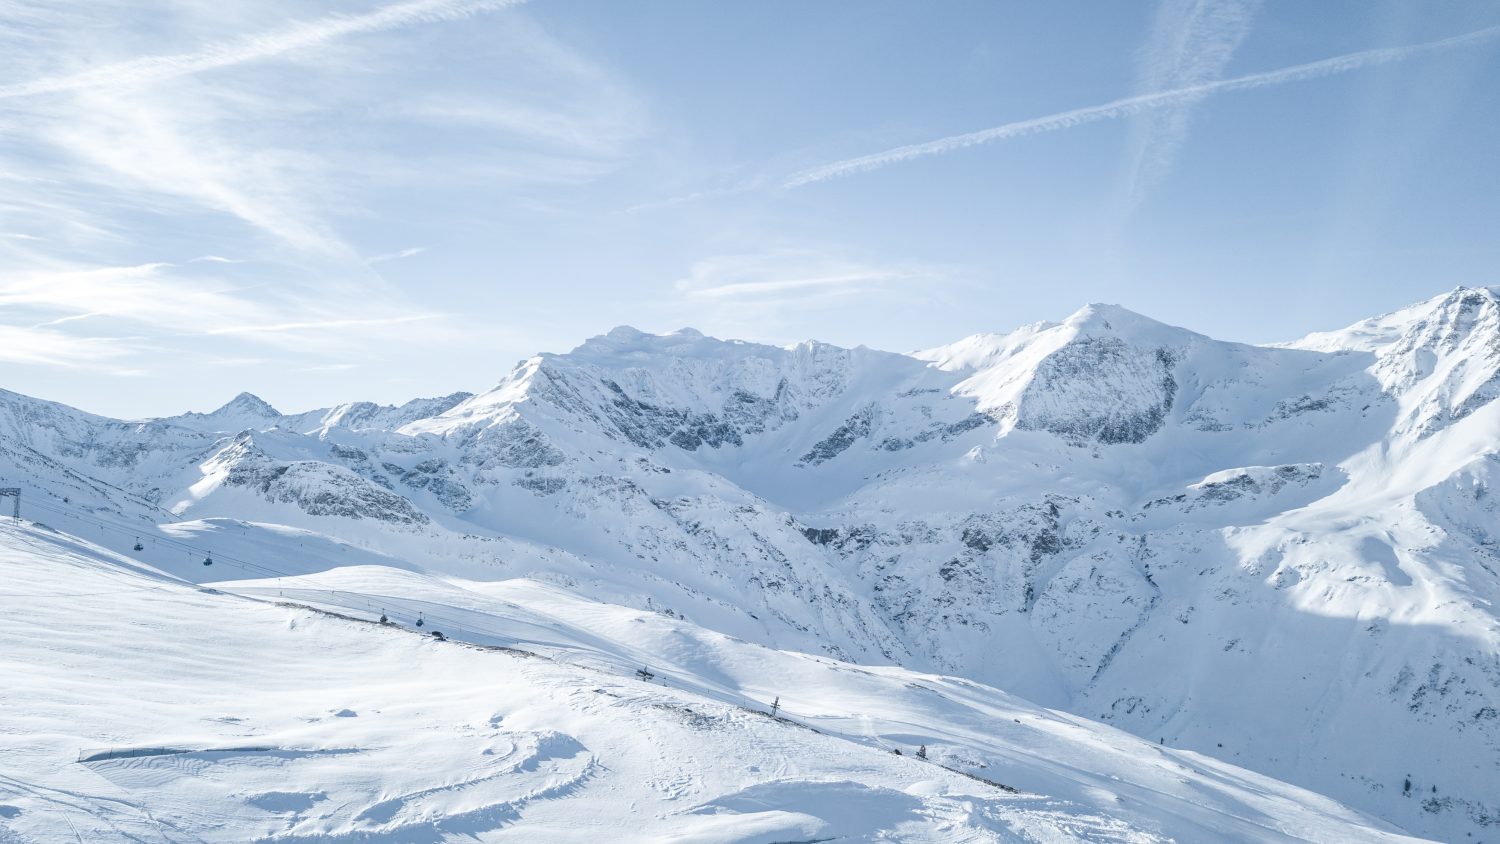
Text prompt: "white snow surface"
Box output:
[[4, 287, 1500, 841], [0, 522, 1423, 843]]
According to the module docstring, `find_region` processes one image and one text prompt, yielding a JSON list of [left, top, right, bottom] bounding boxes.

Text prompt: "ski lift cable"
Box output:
[[15, 498, 535, 643], [6, 497, 508, 634], [30, 503, 408, 602], [21, 501, 362, 595], [3, 503, 713, 707], [20, 499, 321, 581], [0, 584, 186, 599], [5, 499, 792, 723]]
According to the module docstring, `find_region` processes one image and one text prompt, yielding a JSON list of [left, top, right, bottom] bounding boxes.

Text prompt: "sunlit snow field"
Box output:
[[0, 521, 1424, 842]]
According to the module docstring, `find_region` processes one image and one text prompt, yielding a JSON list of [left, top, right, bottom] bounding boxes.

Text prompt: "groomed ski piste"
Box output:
[[0, 514, 1426, 843]]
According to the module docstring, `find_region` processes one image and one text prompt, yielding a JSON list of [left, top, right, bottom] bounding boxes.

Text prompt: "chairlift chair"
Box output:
[[133, 537, 144, 552]]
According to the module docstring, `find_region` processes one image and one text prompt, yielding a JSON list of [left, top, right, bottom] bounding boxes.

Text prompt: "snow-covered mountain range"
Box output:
[[4, 287, 1499, 841]]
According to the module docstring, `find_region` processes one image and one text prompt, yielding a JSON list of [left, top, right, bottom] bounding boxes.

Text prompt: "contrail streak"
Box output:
[[0, 0, 526, 100], [1122, 0, 1260, 206], [784, 24, 1500, 188]]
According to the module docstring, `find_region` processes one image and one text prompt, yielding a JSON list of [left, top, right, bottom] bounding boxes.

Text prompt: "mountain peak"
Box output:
[[214, 392, 280, 418], [154, 390, 284, 433], [603, 325, 648, 341], [914, 304, 1202, 375], [596, 325, 709, 341], [1061, 302, 1206, 344], [1289, 284, 1500, 355], [1395, 285, 1500, 328], [1065, 302, 1139, 328], [1438, 283, 1500, 303], [566, 325, 780, 363]]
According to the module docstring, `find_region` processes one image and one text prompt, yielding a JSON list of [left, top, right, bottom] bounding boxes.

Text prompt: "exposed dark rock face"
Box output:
[[800, 404, 877, 465], [223, 454, 428, 524], [400, 459, 473, 512], [515, 475, 567, 495], [878, 413, 993, 452], [459, 419, 567, 470], [1014, 340, 1177, 445]]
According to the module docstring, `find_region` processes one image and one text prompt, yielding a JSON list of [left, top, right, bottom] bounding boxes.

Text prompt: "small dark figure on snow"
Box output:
[[916, 745, 927, 760]]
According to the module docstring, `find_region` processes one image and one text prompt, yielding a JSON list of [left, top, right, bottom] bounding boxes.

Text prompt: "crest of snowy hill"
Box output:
[[1, 287, 1499, 841]]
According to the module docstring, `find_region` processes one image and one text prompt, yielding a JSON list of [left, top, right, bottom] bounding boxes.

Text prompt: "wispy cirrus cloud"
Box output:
[[0, 0, 527, 101], [681, 271, 900, 301], [0, 0, 645, 388], [0, 323, 144, 372], [0, 1, 536, 256], [205, 314, 441, 337], [0, 261, 450, 372], [294, 362, 359, 373], [658, 247, 968, 350], [668, 248, 962, 341], [0, 262, 254, 331], [44, 87, 351, 256], [0, 0, 643, 264], [674, 251, 933, 303], [367, 247, 426, 264], [376, 96, 640, 159], [784, 22, 1500, 188]]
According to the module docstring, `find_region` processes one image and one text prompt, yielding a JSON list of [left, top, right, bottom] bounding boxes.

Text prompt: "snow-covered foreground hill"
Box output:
[[3, 287, 1500, 840], [0, 521, 1426, 842]]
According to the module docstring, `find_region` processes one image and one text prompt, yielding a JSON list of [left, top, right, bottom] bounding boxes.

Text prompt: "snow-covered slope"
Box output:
[[3, 287, 1499, 840], [0, 521, 1426, 842]]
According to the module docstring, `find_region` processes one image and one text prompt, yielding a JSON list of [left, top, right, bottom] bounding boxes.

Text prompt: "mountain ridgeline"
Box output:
[[4, 288, 1500, 841]]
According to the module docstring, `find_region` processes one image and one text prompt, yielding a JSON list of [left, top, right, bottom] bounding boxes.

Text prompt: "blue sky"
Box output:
[[1, 0, 1497, 418]]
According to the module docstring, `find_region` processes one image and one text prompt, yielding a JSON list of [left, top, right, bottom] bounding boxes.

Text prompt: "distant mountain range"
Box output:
[[3, 287, 1498, 841]]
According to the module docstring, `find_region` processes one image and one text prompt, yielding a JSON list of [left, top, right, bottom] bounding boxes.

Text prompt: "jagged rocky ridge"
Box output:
[[3, 288, 1500, 841]]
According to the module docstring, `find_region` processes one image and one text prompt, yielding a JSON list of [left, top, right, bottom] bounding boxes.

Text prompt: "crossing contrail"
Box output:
[[1122, 0, 1261, 207], [784, 23, 1500, 188]]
